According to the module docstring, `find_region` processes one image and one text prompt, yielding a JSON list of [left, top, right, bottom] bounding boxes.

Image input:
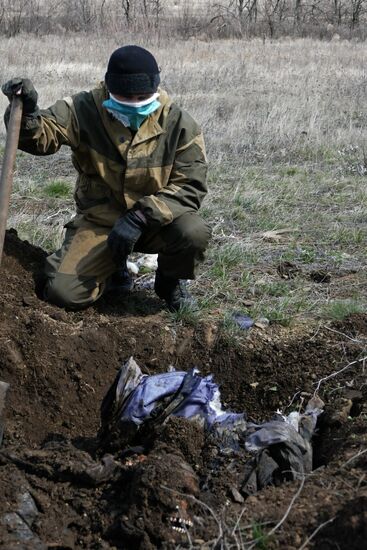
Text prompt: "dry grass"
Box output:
[[0, 34, 366, 324], [1, 35, 367, 156]]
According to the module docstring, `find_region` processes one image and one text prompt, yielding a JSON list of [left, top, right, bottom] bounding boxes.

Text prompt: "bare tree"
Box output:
[[1, 0, 367, 39], [350, 0, 365, 28], [5, 0, 32, 36], [121, 0, 131, 25], [248, 0, 258, 22], [142, 0, 149, 17], [150, 0, 164, 27], [78, 0, 96, 30], [263, 0, 287, 37], [295, 0, 302, 24]]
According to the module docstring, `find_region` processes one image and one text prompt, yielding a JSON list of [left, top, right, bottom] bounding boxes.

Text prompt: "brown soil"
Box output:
[[0, 230, 366, 549]]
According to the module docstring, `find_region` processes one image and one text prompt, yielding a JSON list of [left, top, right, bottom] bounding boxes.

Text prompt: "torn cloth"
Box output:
[[100, 357, 324, 489], [101, 357, 243, 432]]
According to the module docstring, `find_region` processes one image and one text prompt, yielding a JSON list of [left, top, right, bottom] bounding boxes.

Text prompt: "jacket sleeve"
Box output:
[[137, 111, 208, 225], [4, 97, 80, 155]]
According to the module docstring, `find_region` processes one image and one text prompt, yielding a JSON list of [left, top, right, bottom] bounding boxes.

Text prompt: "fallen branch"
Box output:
[[285, 390, 302, 409], [313, 355, 367, 396], [324, 325, 364, 343], [231, 506, 246, 537], [340, 448, 367, 469], [244, 476, 305, 549], [297, 517, 335, 550]]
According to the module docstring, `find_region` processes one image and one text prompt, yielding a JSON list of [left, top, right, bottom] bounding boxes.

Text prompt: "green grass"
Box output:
[[15, 219, 63, 251], [251, 521, 271, 549], [250, 297, 312, 327], [219, 311, 251, 348], [321, 300, 365, 321], [331, 226, 366, 245], [278, 165, 303, 177], [195, 156, 367, 330], [298, 246, 317, 264], [169, 301, 201, 326], [255, 281, 290, 298], [41, 180, 73, 198], [208, 243, 247, 280]]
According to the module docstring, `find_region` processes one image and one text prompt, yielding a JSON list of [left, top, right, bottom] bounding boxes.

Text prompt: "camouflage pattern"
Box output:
[[10, 84, 210, 309], [15, 84, 208, 227], [44, 212, 211, 309]]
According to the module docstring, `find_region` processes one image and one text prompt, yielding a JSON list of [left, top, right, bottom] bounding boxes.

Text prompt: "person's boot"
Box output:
[[154, 270, 197, 312]]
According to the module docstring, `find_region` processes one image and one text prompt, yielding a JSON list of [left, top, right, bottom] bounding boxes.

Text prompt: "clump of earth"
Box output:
[[0, 230, 366, 549]]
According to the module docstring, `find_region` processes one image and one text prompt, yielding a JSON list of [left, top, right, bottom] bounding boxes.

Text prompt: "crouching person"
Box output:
[[2, 45, 211, 312]]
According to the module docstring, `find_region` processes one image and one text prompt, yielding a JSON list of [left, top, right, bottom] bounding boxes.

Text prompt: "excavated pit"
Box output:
[[0, 230, 366, 549]]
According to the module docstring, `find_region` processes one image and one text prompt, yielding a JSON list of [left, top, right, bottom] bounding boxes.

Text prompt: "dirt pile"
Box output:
[[0, 230, 366, 549]]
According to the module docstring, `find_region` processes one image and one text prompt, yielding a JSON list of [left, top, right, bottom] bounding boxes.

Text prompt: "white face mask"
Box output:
[[109, 92, 160, 108]]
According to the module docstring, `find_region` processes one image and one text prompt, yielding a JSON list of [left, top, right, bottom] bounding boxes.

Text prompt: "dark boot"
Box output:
[[154, 270, 196, 312]]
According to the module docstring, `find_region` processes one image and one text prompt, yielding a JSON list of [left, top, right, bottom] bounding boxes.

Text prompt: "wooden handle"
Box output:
[[0, 95, 23, 265]]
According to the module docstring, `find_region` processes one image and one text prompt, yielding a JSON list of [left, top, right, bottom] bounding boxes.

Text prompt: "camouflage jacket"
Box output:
[[13, 85, 208, 227]]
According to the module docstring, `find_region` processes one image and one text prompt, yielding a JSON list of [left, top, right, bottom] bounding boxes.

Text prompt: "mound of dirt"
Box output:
[[0, 230, 366, 549]]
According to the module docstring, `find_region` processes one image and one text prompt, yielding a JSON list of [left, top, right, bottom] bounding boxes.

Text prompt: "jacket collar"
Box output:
[[93, 83, 172, 149]]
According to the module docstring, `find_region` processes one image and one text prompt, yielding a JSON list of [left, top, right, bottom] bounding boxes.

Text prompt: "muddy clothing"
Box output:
[[11, 84, 210, 309]]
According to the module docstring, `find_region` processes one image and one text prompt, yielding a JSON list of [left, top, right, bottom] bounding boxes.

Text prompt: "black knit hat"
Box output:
[[105, 45, 160, 95]]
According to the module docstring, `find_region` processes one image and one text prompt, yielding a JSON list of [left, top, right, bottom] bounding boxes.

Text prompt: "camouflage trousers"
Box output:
[[44, 212, 211, 310]]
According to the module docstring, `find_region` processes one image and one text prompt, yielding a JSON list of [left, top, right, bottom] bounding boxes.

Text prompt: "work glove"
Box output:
[[2, 77, 39, 116], [107, 210, 147, 263]]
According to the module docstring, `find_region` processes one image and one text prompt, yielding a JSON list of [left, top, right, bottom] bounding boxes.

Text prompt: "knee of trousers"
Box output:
[[44, 273, 101, 310], [172, 214, 212, 252]]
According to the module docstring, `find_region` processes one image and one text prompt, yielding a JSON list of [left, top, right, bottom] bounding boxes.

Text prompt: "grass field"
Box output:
[[0, 34, 366, 326]]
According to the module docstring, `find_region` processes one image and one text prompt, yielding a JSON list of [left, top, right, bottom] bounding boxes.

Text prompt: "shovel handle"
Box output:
[[0, 95, 23, 265]]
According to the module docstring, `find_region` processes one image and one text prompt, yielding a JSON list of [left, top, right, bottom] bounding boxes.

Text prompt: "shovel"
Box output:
[[0, 92, 23, 265]]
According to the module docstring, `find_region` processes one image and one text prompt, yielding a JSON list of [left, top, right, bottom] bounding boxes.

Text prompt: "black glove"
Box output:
[[108, 210, 146, 262], [2, 77, 38, 116]]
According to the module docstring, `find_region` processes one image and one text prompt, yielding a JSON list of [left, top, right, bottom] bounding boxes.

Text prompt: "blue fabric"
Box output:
[[102, 96, 161, 130], [101, 358, 324, 481], [112, 362, 243, 428], [232, 313, 254, 330]]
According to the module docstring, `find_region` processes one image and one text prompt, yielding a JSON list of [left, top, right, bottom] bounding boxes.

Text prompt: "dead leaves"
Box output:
[[261, 228, 297, 243]]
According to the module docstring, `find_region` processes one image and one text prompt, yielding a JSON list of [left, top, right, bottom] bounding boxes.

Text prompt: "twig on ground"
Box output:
[[307, 323, 323, 342], [327, 385, 345, 395], [286, 390, 302, 409], [313, 355, 367, 396], [244, 476, 305, 549], [357, 473, 366, 490], [339, 448, 367, 469], [265, 476, 305, 539], [231, 506, 246, 537], [239, 520, 273, 530], [297, 517, 335, 550], [323, 325, 364, 343]]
